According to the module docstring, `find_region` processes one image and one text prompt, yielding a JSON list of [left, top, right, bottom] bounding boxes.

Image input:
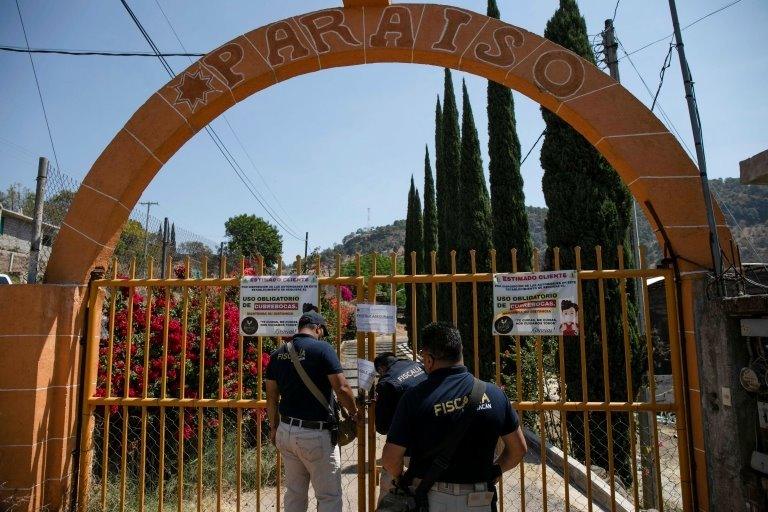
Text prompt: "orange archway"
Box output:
[[45, 3, 729, 507]]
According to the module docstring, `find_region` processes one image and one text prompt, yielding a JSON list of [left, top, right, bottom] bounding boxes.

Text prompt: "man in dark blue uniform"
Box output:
[[373, 352, 427, 435], [381, 322, 527, 511], [373, 352, 427, 502], [266, 310, 358, 512]]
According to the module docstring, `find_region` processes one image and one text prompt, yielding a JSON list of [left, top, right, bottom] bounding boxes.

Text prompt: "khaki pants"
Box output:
[[276, 422, 342, 512], [414, 481, 495, 512]]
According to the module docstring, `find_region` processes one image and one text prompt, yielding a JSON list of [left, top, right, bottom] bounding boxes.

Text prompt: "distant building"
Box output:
[[0, 206, 57, 282]]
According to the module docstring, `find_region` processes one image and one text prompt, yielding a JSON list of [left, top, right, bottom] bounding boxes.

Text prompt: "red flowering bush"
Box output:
[[95, 275, 273, 440]]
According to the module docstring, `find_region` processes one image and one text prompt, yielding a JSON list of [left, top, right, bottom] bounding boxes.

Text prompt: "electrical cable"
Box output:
[[520, 129, 545, 166], [14, 0, 61, 171], [118, 0, 304, 242], [650, 40, 676, 112], [611, 0, 622, 24], [616, 34, 767, 288], [0, 45, 203, 57], [152, 0, 302, 235], [618, 0, 744, 61], [616, 38, 695, 160]]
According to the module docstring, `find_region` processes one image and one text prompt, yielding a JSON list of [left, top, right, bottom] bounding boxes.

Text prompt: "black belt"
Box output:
[[280, 416, 332, 430]]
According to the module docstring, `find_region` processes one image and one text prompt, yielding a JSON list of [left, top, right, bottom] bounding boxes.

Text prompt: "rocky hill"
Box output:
[[320, 178, 767, 266]]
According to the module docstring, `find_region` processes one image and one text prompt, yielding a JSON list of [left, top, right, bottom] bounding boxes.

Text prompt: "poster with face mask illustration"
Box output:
[[492, 271, 578, 336]]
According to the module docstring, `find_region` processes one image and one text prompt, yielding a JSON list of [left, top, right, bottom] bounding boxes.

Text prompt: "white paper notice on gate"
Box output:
[[357, 359, 377, 392], [356, 304, 397, 334], [492, 271, 578, 336], [239, 275, 318, 336]]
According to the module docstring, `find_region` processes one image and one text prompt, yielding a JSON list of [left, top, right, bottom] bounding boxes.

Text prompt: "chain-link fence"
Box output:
[[0, 164, 218, 282]]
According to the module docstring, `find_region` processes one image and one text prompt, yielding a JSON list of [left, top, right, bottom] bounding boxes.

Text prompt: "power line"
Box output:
[[0, 45, 203, 57], [147, 0, 302, 240], [117, 0, 304, 242], [152, 0, 301, 234], [618, 0, 744, 61], [611, 0, 622, 23], [650, 40, 676, 112], [14, 0, 61, 171], [616, 38, 695, 160], [520, 129, 546, 166]]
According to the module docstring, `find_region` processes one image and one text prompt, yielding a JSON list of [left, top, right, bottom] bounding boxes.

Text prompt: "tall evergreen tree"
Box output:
[[170, 223, 177, 257], [541, 0, 642, 487], [423, 145, 438, 318], [486, 0, 538, 405], [436, 69, 462, 323], [457, 80, 495, 378], [487, 0, 532, 273], [404, 176, 426, 343]]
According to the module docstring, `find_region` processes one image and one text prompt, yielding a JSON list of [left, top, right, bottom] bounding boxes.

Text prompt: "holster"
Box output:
[[330, 424, 339, 446]]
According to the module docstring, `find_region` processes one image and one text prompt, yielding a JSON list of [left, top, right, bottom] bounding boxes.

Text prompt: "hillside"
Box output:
[[321, 178, 767, 266]]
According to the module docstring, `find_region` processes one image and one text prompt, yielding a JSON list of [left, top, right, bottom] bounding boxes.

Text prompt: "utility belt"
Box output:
[[280, 416, 334, 431], [411, 479, 491, 495]]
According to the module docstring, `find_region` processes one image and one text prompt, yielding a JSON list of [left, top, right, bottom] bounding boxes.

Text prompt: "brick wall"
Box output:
[[0, 285, 89, 511]]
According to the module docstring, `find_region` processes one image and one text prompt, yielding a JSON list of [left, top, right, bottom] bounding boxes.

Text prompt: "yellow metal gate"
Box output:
[[77, 247, 693, 512]]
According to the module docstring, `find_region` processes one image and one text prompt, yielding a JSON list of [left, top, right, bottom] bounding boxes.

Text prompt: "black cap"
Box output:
[[298, 310, 329, 337]]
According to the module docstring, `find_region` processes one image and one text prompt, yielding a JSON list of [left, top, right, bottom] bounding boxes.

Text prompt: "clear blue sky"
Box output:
[[1, 0, 766, 260]]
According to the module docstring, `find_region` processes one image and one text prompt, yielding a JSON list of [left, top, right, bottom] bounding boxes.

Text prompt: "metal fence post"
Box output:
[[27, 157, 49, 283], [638, 386, 659, 509]]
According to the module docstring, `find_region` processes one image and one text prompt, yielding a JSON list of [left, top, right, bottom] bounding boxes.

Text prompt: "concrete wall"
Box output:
[[1, 211, 56, 282], [693, 282, 768, 510], [0, 284, 88, 511], [1, 214, 34, 251]]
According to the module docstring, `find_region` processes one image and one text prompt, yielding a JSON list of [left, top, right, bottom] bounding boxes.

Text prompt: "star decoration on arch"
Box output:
[[173, 70, 218, 112]]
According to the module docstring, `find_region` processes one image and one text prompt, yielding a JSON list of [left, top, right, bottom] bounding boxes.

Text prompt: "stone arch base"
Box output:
[[2, 4, 732, 510]]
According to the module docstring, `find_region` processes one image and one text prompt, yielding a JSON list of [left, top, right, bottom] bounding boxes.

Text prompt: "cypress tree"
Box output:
[[486, 0, 537, 404], [423, 145, 438, 316], [437, 69, 462, 323], [457, 80, 495, 378], [541, 0, 641, 488], [170, 223, 177, 257], [404, 176, 426, 343], [487, 0, 532, 273]]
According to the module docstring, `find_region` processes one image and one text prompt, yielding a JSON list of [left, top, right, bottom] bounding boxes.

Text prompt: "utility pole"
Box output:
[[140, 200, 158, 272], [27, 157, 49, 283], [602, 19, 620, 82], [303, 232, 309, 272], [668, 0, 723, 285], [602, 19, 646, 329]]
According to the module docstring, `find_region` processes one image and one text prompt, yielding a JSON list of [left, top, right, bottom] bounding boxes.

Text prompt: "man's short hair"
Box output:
[[374, 352, 398, 373], [421, 322, 462, 363]]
